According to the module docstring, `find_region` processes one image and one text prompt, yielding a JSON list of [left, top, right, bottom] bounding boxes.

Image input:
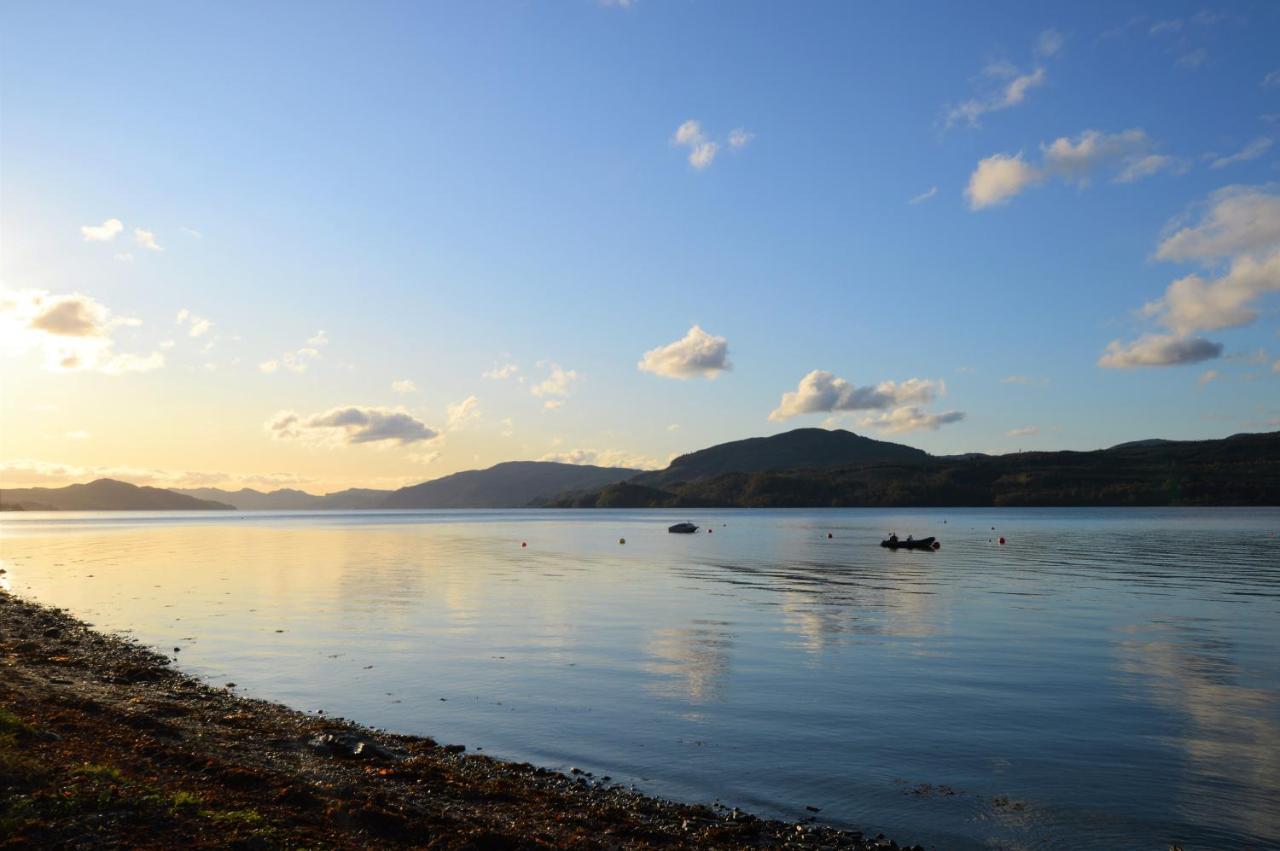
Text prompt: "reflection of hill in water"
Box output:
[[1118, 621, 1280, 843]]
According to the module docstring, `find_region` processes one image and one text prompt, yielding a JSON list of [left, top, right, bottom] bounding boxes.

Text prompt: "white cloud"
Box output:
[[1103, 187, 1280, 367], [1006, 426, 1040, 437], [637, 324, 731, 379], [134, 228, 163, 251], [769, 370, 944, 421], [1035, 29, 1065, 59], [446, 395, 481, 430], [1042, 128, 1151, 182], [538, 448, 662, 470], [971, 128, 1182, 209], [1264, 70, 1280, 89], [1139, 187, 1280, 335], [65, 429, 91, 440], [180, 226, 203, 239], [667, 423, 680, 432], [1150, 19, 1183, 35], [857, 406, 966, 434], [908, 186, 938, 205], [175, 309, 213, 338], [1198, 369, 1221, 385], [482, 362, 520, 380], [672, 119, 718, 169], [1209, 137, 1272, 170], [671, 119, 736, 170], [1001, 375, 1049, 385], [966, 152, 1041, 209], [81, 218, 123, 242], [531, 362, 579, 401], [391, 379, 417, 394], [1155, 187, 1280, 262], [114, 252, 135, 263], [1098, 333, 1224, 367], [267, 405, 439, 445], [543, 399, 564, 411], [0, 288, 163, 375], [728, 127, 755, 149], [307, 329, 329, 346]]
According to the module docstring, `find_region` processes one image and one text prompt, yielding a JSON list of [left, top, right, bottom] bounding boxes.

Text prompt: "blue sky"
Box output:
[[2, 2, 1279, 491]]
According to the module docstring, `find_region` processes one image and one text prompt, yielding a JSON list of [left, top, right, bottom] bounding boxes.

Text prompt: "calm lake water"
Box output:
[[3, 508, 1279, 849]]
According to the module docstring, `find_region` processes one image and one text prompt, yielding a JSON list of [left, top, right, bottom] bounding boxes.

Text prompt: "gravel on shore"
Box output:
[[0, 590, 917, 849]]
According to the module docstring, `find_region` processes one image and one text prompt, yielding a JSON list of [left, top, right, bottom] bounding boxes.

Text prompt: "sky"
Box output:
[[2, 1, 1279, 493]]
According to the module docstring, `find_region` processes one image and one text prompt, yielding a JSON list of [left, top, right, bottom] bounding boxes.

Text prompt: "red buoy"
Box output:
[[998, 536, 1006, 545], [521, 541, 527, 548], [707, 528, 713, 533], [827, 533, 833, 539]]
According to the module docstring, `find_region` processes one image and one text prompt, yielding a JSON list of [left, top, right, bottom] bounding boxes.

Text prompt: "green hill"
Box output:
[[548, 431, 1280, 508], [380, 461, 639, 509], [631, 427, 928, 489]]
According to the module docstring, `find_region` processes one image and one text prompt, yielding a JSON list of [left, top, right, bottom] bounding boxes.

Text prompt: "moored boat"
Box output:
[[880, 536, 938, 550], [668, 522, 698, 534]]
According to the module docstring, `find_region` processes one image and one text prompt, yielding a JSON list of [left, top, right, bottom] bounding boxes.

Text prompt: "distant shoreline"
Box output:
[[0, 589, 909, 849]]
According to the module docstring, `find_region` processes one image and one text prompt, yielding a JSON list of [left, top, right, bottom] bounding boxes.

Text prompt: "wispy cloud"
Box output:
[[175, 308, 213, 338], [1006, 426, 1039, 437], [908, 186, 938, 205], [482, 361, 520, 380], [539, 448, 662, 470], [391, 379, 417, 394], [446, 395, 481, 430], [134, 228, 163, 251], [260, 330, 329, 374], [943, 30, 1061, 130], [1209, 137, 1272, 169], [531, 361, 579, 408]]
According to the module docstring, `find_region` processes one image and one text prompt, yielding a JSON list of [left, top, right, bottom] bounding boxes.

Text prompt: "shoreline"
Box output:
[[0, 590, 913, 849]]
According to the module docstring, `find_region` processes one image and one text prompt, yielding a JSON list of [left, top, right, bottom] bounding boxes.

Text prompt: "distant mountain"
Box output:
[[1, 479, 234, 511], [1107, 438, 1174, 451], [630, 427, 929, 488], [549, 431, 1280, 508], [174, 487, 390, 510], [381, 461, 640, 509]]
